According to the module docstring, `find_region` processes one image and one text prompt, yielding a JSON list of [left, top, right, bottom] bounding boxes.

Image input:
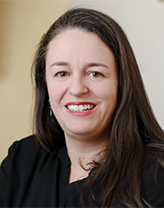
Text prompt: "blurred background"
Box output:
[[0, 0, 164, 161]]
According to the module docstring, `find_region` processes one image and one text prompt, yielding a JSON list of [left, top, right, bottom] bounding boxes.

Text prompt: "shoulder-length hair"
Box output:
[[32, 8, 164, 208]]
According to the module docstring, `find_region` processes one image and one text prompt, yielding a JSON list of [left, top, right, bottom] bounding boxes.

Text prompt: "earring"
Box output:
[[49, 99, 53, 117]]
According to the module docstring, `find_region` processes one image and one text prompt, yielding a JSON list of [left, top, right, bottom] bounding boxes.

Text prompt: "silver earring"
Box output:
[[49, 99, 53, 117]]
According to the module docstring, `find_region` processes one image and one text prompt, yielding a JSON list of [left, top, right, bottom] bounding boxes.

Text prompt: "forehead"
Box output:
[[46, 28, 114, 61], [47, 28, 102, 49]]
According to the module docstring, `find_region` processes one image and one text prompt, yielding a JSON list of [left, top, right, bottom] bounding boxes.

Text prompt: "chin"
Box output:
[[65, 126, 96, 137]]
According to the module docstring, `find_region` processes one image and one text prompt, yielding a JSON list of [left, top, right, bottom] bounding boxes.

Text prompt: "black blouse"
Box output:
[[0, 135, 164, 207]]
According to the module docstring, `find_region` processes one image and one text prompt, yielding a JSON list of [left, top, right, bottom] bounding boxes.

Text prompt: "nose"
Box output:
[[68, 74, 89, 97]]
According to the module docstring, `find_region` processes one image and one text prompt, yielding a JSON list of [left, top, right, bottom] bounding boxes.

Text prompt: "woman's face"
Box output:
[[46, 29, 118, 142]]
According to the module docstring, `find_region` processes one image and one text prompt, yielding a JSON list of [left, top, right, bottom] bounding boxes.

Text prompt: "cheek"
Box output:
[[100, 89, 117, 116], [47, 83, 66, 108], [47, 83, 59, 101], [102, 91, 117, 107], [95, 81, 118, 103]]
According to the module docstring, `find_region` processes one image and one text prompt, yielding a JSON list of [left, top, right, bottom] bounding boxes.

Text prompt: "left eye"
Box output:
[[89, 72, 102, 78]]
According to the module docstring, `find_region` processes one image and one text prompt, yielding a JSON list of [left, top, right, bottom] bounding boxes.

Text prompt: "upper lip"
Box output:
[[65, 102, 96, 106]]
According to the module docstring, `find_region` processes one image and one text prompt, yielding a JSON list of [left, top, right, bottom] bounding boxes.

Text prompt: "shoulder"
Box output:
[[2, 135, 69, 173], [141, 155, 164, 207], [142, 154, 164, 184], [1, 135, 55, 176], [0, 135, 68, 207], [7, 135, 46, 161], [8, 135, 43, 155]]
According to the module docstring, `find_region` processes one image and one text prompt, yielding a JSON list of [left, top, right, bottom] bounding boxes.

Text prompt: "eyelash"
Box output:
[[55, 71, 103, 78], [88, 71, 103, 78], [56, 71, 69, 77]]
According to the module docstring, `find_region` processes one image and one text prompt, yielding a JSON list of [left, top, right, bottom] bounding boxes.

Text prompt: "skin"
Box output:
[[46, 29, 118, 182]]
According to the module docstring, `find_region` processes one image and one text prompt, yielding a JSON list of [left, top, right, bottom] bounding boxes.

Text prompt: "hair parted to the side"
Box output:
[[31, 8, 164, 208]]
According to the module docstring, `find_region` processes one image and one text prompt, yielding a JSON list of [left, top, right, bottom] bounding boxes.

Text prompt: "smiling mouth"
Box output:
[[66, 104, 96, 112]]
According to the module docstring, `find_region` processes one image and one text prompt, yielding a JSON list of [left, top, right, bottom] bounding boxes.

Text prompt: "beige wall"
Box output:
[[0, 1, 68, 162]]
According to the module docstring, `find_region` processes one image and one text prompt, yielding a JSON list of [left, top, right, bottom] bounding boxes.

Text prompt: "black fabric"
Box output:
[[0, 135, 164, 207]]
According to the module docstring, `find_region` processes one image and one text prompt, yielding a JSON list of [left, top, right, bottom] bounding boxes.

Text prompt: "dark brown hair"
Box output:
[[32, 8, 164, 207]]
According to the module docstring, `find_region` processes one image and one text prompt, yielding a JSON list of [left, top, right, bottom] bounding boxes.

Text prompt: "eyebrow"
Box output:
[[50, 61, 109, 69], [86, 62, 109, 69], [50, 61, 69, 68]]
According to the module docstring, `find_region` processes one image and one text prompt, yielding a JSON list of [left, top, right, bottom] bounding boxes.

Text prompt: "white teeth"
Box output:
[[67, 104, 95, 112], [84, 105, 87, 110], [74, 105, 78, 111], [79, 105, 83, 112]]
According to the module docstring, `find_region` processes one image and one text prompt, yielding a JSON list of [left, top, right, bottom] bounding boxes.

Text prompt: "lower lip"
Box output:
[[66, 107, 96, 117]]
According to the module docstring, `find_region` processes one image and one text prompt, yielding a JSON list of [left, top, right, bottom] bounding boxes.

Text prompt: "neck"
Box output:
[[65, 133, 108, 171], [65, 133, 108, 183]]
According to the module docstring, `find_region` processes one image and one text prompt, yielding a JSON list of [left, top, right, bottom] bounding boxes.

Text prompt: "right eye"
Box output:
[[56, 71, 68, 77]]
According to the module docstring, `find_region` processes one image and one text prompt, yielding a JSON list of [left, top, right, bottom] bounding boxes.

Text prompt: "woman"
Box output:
[[0, 8, 164, 207]]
